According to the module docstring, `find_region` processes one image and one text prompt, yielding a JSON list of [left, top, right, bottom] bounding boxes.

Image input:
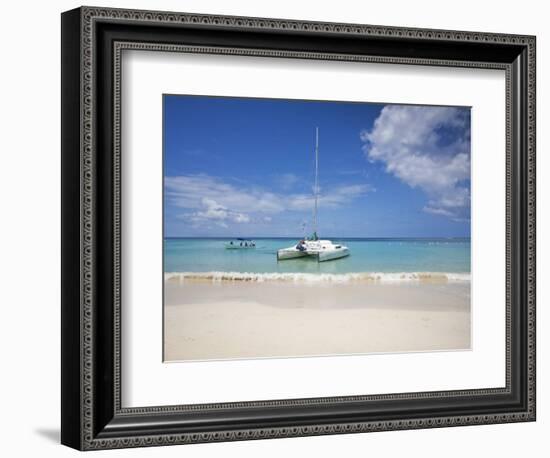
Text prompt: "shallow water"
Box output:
[[165, 238, 470, 275]]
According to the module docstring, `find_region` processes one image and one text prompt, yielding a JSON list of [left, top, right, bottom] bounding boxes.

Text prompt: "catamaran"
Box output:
[[277, 128, 350, 262]]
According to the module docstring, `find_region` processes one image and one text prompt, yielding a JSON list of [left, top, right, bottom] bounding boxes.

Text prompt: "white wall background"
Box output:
[[0, 0, 545, 456]]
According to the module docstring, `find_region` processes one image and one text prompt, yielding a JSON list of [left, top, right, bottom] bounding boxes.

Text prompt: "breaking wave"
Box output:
[[165, 271, 470, 284]]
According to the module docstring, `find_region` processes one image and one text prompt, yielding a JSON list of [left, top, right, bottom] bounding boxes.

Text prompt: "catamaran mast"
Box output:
[[313, 127, 319, 239]]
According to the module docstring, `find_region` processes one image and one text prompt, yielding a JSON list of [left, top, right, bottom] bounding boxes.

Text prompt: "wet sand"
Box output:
[[164, 279, 470, 361]]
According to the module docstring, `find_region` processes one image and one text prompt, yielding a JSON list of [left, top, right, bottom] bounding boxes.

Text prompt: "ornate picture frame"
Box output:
[[61, 6, 536, 450]]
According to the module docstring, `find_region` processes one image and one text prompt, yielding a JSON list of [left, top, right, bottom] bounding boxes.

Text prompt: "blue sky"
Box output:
[[164, 95, 471, 238]]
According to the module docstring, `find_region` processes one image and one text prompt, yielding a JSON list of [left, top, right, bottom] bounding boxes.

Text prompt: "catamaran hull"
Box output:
[[277, 248, 308, 260], [278, 246, 350, 262], [316, 247, 350, 262]]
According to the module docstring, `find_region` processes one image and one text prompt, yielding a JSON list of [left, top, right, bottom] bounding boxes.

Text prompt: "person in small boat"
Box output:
[[297, 239, 306, 251], [229, 241, 233, 246]]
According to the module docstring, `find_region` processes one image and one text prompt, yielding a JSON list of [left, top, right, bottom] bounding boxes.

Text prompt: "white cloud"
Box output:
[[165, 175, 286, 214], [197, 198, 228, 220], [186, 197, 251, 226], [274, 173, 300, 190], [423, 206, 454, 217], [233, 213, 250, 223], [360, 105, 470, 220], [287, 184, 373, 210], [165, 174, 371, 228]]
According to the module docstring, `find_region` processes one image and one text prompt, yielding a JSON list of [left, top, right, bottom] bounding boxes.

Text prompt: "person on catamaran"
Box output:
[[297, 240, 306, 251]]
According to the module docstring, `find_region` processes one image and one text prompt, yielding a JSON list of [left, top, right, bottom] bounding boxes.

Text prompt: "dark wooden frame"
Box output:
[[61, 6, 536, 450]]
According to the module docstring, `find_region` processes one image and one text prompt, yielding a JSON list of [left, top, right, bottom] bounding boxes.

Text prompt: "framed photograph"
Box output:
[[61, 6, 536, 450]]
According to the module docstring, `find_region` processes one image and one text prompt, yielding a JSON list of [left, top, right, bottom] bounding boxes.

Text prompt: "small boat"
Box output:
[[277, 128, 350, 262], [225, 238, 256, 249]]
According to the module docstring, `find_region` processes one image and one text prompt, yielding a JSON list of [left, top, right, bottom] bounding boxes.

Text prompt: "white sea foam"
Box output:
[[165, 271, 470, 284]]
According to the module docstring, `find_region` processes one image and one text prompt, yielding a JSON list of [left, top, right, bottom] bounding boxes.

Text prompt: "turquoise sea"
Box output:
[[165, 238, 470, 279]]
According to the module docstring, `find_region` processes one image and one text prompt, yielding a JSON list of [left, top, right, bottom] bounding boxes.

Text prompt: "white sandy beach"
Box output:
[[164, 277, 470, 361]]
